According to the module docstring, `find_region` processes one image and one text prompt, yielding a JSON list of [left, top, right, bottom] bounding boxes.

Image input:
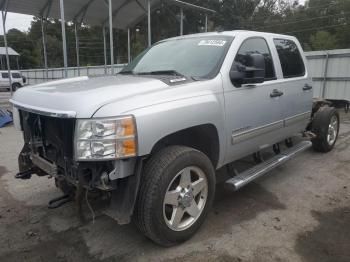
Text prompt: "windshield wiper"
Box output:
[[119, 70, 134, 75], [191, 76, 208, 81], [120, 70, 196, 81], [137, 70, 185, 77], [120, 70, 204, 82]]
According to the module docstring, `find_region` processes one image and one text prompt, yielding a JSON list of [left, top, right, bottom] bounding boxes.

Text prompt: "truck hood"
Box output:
[[10, 75, 169, 118]]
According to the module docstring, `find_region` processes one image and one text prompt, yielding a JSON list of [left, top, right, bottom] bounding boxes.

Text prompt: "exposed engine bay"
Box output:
[[16, 110, 141, 224]]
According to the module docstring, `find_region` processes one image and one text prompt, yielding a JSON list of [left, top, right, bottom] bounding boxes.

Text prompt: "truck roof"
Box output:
[[161, 30, 298, 42]]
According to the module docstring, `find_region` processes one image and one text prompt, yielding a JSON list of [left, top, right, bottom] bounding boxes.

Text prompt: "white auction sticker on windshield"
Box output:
[[198, 40, 227, 47]]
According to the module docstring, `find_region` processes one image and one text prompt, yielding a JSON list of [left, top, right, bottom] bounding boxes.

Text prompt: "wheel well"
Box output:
[[308, 99, 334, 131], [150, 124, 220, 168], [312, 99, 332, 116]]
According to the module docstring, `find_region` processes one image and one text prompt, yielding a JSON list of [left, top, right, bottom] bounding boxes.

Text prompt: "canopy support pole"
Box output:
[[205, 14, 208, 32], [322, 53, 330, 98], [74, 23, 80, 76], [127, 28, 131, 63], [1, 0, 12, 96], [59, 0, 68, 78], [16, 56, 19, 70], [40, 0, 54, 18], [108, 0, 114, 75], [40, 17, 49, 80], [180, 7, 183, 35], [147, 0, 151, 47], [103, 26, 107, 74]]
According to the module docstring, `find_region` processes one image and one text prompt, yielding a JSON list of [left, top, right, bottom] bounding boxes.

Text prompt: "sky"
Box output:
[[0, 0, 307, 35], [0, 13, 33, 34]]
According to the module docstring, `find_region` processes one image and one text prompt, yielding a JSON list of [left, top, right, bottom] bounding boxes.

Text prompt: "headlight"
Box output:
[[75, 116, 137, 160]]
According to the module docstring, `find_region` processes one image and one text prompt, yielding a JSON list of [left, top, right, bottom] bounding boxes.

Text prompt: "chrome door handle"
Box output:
[[303, 84, 313, 91], [270, 89, 284, 98]]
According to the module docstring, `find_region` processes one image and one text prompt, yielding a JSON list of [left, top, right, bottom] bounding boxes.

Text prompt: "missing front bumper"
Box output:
[[30, 153, 58, 177]]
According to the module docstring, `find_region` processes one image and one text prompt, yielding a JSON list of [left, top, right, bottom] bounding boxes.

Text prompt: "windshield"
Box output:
[[121, 36, 233, 79]]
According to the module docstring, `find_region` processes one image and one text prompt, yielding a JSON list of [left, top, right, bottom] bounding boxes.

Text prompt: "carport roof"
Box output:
[[0, 47, 19, 56], [0, 0, 215, 30]]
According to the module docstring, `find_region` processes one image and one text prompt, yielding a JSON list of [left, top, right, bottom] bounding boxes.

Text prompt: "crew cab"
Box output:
[[10, 31, 339, 246]]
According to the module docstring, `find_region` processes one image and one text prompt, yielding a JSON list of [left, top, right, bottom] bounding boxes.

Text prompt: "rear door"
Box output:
[[272, 38, 313, 135]]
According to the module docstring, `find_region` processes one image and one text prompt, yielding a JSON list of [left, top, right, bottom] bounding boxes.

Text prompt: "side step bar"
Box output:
[[226, 141, 312, 191]]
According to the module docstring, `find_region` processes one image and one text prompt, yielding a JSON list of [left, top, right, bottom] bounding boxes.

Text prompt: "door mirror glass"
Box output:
[[230, 53, 266, 87]]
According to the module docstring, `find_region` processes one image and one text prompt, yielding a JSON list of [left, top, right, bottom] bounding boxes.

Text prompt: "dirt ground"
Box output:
[[0, 112, 349, 262]]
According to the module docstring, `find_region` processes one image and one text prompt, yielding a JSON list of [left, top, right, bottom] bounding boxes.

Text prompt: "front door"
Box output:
[[223, 37, 286, 163]]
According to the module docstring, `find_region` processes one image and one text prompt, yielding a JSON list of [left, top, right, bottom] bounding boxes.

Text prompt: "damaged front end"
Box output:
[[15, 109, 142, 224]]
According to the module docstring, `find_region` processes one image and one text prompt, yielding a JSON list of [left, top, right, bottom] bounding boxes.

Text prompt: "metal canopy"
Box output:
[[167, 0, 216, 14], [1, 0, 215, 29], [2, 0, 162, 29], [0, 0, 215, 96]]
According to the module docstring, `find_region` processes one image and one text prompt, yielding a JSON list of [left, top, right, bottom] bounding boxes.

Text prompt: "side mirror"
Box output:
[[230, 53, 266, 87]]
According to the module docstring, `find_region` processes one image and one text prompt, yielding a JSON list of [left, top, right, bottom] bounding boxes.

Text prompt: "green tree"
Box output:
[[1, 0, 350, 70], [0, 28, 40, 69], [310, 31, 338, 50]]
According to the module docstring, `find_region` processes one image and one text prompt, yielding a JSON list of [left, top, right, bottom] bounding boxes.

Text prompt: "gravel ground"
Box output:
[[0, 91, 11, 111], [0, 112, 349, 262]]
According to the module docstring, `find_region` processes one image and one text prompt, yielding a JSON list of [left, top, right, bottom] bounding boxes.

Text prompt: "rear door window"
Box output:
[[234, 37, 276, 81], [2, 73, 9, 78], [273, 39, 305, 78]]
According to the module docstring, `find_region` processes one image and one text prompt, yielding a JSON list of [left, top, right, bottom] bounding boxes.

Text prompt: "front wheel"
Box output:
[[134, 146, 215, 246], [11, 83, 21, 92], [311, 107, 340, 152]]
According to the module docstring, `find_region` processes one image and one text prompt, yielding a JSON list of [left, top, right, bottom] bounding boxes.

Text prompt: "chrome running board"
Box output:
[[226, 141, 312, 191]]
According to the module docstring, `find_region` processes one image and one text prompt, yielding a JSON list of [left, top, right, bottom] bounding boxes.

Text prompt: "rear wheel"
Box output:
[[134, 146, 215, 246], [311, 107, 340, 152]]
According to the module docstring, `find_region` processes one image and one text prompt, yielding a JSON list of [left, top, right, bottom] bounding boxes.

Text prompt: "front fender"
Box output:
[[128, 93, 226, 167]]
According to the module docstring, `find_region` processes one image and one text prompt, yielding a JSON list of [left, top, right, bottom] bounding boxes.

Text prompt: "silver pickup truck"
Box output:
[[10, 30, 339, 246]]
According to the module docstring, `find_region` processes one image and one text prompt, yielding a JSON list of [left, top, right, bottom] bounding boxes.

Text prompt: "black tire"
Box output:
[[285, 138, 293, 148], [11, 83, 21, 92], [55, 178, 75, 195], [133, 146, 215, 246], [311, 107, 340, 152]]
